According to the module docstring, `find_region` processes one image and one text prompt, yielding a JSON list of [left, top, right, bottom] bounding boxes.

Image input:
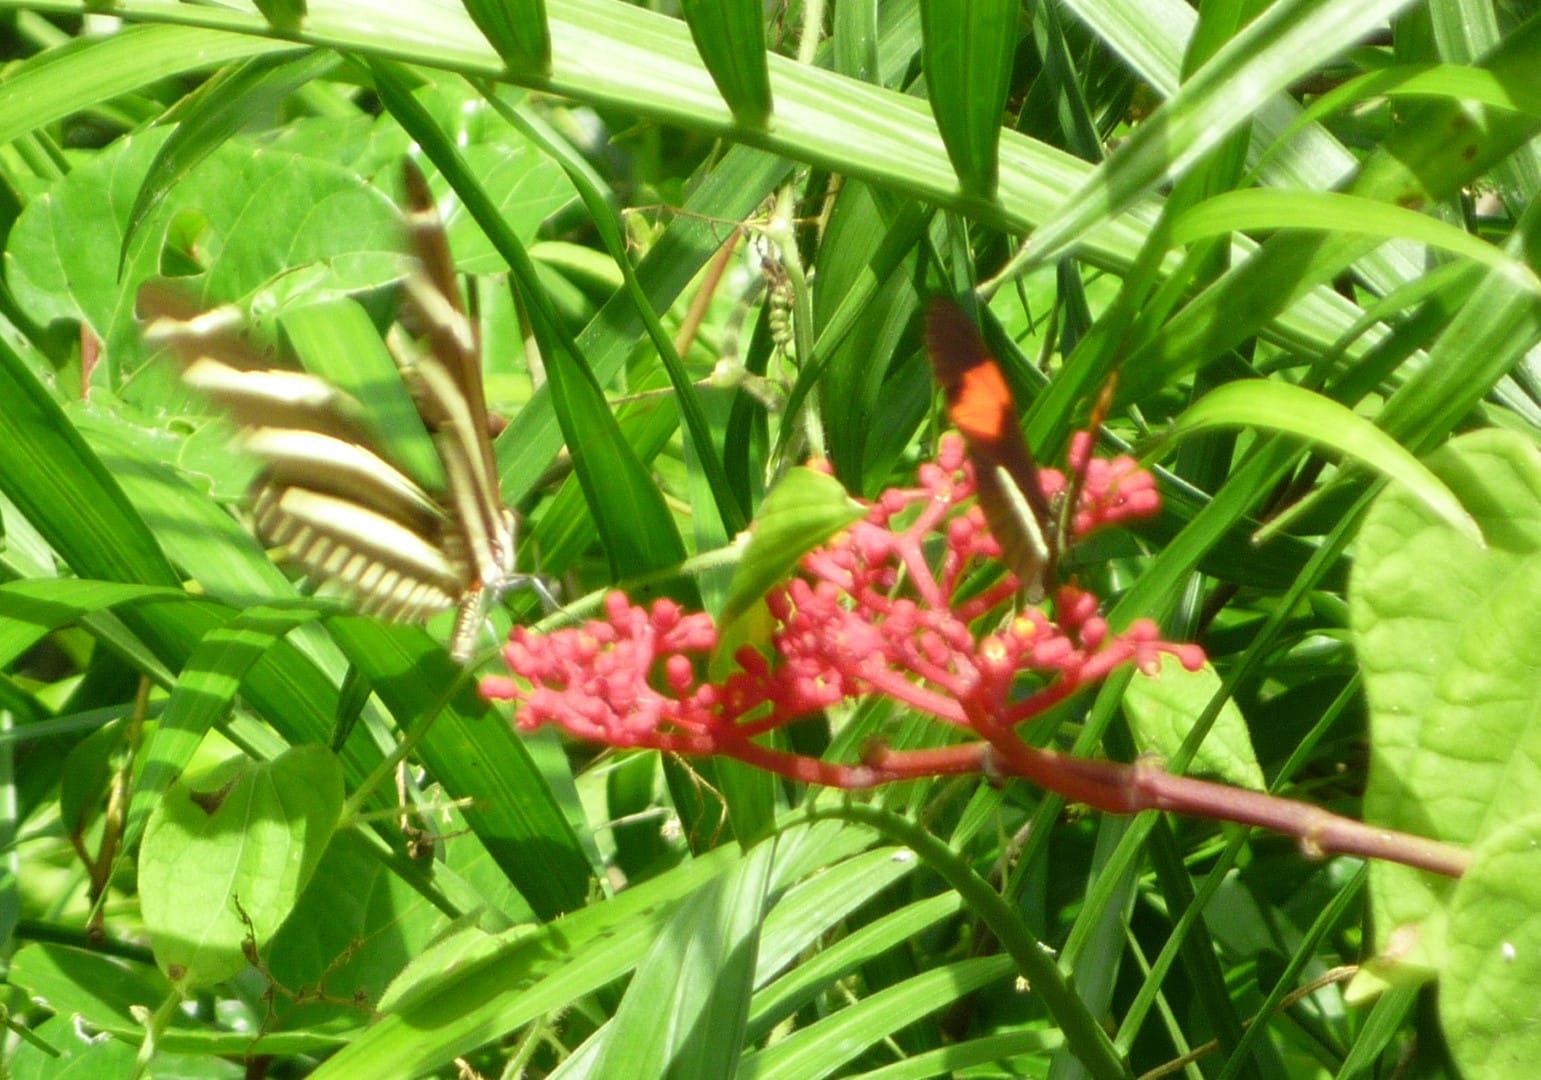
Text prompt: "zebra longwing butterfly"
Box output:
[[924, 296, 1057, 600], [138, 160, 520, 662]]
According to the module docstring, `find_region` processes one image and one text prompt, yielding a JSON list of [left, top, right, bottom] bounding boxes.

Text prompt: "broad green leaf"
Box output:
[[125, 606, 325, 855], [1123, 655, 1264, 791], [139, 744, 345, 989], [384, 82, 576, 276], [1168, 380, 1481, 544], [123, 50, 343, 266], [323, 823, 876, 1077], [712, 466, 866, 687], [6, 1014, 145, 1079], [1350, 429, 1541, 975], [5, 943, 347, 1058], [0, 581, 186, 669], [263, 828, 450, 1032], [1443, 814, 1541, 1077], [6, 134, 403, 380], [322, 844, 743, 1077], [70, 410, 295, 604], [6, 944, 174, 1043], [718, 466, 866, 627]]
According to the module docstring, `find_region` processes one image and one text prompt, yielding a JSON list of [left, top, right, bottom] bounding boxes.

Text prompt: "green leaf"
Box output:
[[919, 0, 1018, 199], [1123, 655, 1264, 791], [1167, 380, 1481, 544], [125, 606, 325, 855], [280, 297, 445, 491], [326, 617, 595, 920], [1027, 0, 1416, 266], [139, 744, 344, 989], [6, 943, 346, 1058], [462, 0, 552, 75], [6, 1013, 143, 1078], [322, 825, 879, 1077], [718, 466, 866, 627], [587, 840, 772, 1076], [70, 411, 293, 605], [8, 134, 403, 377], [58, 716, 128, 836], [1279, 62, 1541, 154], [8, 943, 171, 1036], [263, 828, 448, 1032], [122, 50, 342, 268], [0, 23, 291, 150], [322, 845, 744, 1077], [253, 0, 307, 33], [1443, 814, 1541, 1077], [1350, 429, 1541, 975], [1126, 18, 1541, 401], [1171, 189, 1541, 293], [741, 956, 1018, 1078], [0, 581, 185, 670], [478, 84, 748, 537], [0, 341, 179, 590], [680, 0, 773, 127]]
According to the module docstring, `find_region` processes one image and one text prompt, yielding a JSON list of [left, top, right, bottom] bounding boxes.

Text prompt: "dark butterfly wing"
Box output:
[[924, 296, 1056, 599]]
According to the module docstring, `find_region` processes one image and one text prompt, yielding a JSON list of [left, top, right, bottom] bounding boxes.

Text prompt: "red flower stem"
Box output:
[[862, 742, 993, 777], [699, 735, 952, 788], [859, 670, 969, 725], [971, 735, 1470, 879], [680, 725, 1467, 877], [1123, 764, 1471, 878], [998, 676, 1082, 727]]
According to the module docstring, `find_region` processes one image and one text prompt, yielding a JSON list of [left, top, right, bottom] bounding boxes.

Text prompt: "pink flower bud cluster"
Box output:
[[481, 435, 1202, 786]]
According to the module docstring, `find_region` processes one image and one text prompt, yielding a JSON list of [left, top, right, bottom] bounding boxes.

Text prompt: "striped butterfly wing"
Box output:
[[923, 296, 1057, 600], [391, 160, 519, 660], [138, 162, 516, 661]]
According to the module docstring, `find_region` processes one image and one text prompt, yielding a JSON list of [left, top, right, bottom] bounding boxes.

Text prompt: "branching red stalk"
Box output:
[[483, 437, 1468, 881]]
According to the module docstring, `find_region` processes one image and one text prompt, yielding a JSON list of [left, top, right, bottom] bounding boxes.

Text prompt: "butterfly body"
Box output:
[[140, 160, 520, 662]]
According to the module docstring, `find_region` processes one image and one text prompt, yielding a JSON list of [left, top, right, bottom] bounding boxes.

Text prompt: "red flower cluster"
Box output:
[[481, 435, 1203, 788]]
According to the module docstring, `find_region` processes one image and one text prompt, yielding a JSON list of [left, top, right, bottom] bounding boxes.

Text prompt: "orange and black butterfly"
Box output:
[[923, 297, 1057, 600]]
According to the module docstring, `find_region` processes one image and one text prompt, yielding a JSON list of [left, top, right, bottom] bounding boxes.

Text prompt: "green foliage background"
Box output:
[[1, 1, 1540, 1077]]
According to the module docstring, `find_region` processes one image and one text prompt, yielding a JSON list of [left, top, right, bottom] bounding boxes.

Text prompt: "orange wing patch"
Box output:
[[950, 361, 1015, 446]]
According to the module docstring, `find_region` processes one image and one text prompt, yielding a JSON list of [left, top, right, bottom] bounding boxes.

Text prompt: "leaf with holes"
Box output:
[[138, 744, 344, 989]]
